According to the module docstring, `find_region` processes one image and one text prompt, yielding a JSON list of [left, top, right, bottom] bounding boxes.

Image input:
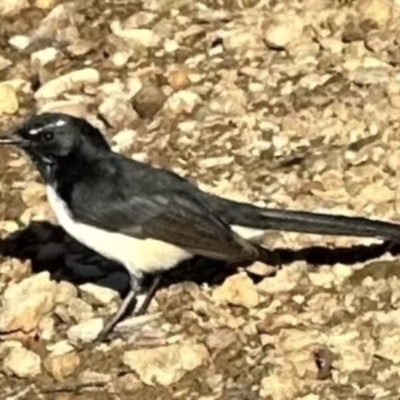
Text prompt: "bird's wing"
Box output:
[[70, 185, 257, 262]]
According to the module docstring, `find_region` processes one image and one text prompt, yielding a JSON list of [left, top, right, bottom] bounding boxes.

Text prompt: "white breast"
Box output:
[[46, 185, 193, 278]]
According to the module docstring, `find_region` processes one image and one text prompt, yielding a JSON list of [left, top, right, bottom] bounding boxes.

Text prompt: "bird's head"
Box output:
[[0, 112, 111, 179]]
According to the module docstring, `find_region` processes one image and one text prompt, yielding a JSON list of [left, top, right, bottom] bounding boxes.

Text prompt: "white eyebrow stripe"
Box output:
[[28, 119, 67, 135]]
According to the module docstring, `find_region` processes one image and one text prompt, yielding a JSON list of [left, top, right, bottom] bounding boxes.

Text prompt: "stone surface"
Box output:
[[2, 0, 400, 397], [0, 0, 28, 16], [67, 318, 104, 344], [0, 272, 56, 335], [79, 283, 119, 306], [123, 340, 209, 386], [0, 83, 19, 115], [213, 272, 259, 308], [3, 346, 41, 378], [34, 68, 100, 99], [264, 13, 304, 50], [44, 349, 80, 381]]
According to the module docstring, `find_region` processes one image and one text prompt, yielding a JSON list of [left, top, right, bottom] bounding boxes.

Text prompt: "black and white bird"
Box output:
[[2, 112, 400, 340]]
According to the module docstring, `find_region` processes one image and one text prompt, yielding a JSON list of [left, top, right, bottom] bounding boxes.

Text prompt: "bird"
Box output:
[[1, 111, 400, 340]]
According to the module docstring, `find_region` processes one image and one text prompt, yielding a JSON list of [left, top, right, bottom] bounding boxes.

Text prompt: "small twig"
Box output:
[[40, 381, 108, 394]]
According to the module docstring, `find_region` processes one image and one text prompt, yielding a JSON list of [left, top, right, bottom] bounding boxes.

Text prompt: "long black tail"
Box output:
[[207, 196, 400, 241]]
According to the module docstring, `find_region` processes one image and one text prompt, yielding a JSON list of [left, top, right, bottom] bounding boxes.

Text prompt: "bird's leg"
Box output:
[[134, 274, 162, 316], [96, 275, 142, 341]]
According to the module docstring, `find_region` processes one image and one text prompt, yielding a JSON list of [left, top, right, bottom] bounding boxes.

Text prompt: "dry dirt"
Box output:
[[2, 0, 400, 399]]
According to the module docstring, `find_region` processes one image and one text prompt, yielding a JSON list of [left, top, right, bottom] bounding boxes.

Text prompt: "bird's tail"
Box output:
[[210, 197, 400, 242]]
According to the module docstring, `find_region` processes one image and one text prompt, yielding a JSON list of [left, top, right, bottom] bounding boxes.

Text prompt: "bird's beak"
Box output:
[[0, 133, 29, 147]]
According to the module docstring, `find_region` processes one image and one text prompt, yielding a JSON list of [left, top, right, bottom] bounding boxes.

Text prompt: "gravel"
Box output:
[[2, 0, 400, 398]]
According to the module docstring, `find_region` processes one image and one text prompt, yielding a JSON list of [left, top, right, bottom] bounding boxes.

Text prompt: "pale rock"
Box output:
[[223, 30, 264, 53], [357, 0, 393, 27], [55, 281, 78, 304], [34, 68, 100, 100], [363, 56, 389, 69], [210, 82, 247, 115], [343, 59, 362, 72], [0, 220, 19, 234], [257, 265, 305, 294], [164, 39, 179, 53], [123, 340, 209, 386], [301, 0, 329, 9], [287, 42, 320, 60], [67, 318, 104, 344], [65, 297, 94, 323], [79, 370, 112, 385], [124, 11, 157, 28], [309, 267, 335, 289], [44, 350, 80, 381], [0, 79, 29, 93], [0, 272, 56, 334], [0, 55, 12, 71], [0, 340, 22, 357], [327, 328, 374, 372], [213, 272, 259, 308], [205, 329, 237, 351], [67, 40, 94, 57], [111, 52, 131, 68], [8, 35, 30, 50], [196, 9, 232, 22], [365, 30, 394, 53], [113, 313, 161, 333], [359, 182, 395, 204], [260, 373, 301, 400], [168, 68, 192, 90], [276, 329, 324, 378], [3, 346, 41, 378], [116, 373, 143, 393], [348, 68, 389, 85], [111, 129, 138, 152], [298, 395, 320, 400], [247, 261, 276, 277], [387, 80, 400, 95], [79, 283, 119, 306], [21, 181, 46, 207], [110, 22, 161, 48], [165, 90, 201, 114], [389, 95, 400, 109], [38, 316, 55, 341], [33, 3, 79, 40], [38, 99, 89, 118], [0, 83, 19, 115], [0, 259, 30, 284], [376, 326, 400, 363], [31, 47, 59, 68], [264, 13, 304, 49], [319, 38, 343, 54], [126, 77, 143, 98], [47, 340, 75, 355], [34, 0, 58, 9], [98, 81, 126, 97], [387, 80, 400, 109], [178, 120, 197, 134], [0, 0, 28, 16], [99, 97, 139, 128], [332, 264, 353, 286]]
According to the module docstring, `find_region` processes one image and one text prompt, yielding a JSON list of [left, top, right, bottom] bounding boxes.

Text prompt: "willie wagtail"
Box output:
[[2, 112, 400, 340]]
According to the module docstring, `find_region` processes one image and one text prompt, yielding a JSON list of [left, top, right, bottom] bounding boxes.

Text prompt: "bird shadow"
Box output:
[[0, 220, 400, 299]]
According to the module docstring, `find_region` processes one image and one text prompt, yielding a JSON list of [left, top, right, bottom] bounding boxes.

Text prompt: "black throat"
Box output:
[[24, 148, 57, 183], [28, 140, 109, 204]]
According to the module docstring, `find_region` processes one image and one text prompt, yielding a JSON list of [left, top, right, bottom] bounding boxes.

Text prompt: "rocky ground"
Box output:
[[2, 0, 400, 398]]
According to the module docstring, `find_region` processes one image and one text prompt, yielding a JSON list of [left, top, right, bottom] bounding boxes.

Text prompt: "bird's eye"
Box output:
[[43, 131, 54, 141]]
